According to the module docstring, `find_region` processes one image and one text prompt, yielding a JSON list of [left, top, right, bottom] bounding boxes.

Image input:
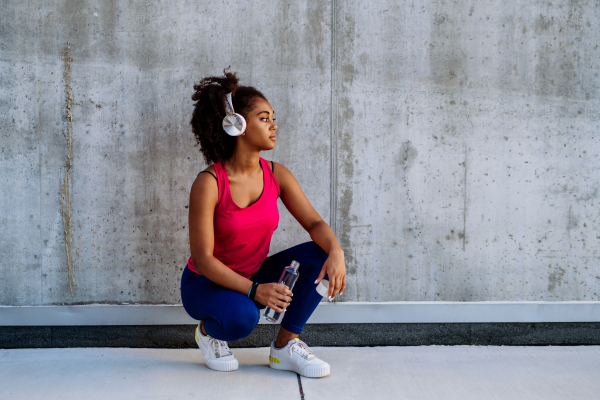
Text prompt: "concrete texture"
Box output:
[[2, 323, 600, 349], [1, 0, 599, 310], [333, 0, 600, 303], [1, 346, 599, 399], [1, 0, 331, 306]]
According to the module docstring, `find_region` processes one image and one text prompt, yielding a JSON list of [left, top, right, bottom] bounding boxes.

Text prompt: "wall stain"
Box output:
[[574, 187, 598, 202], [339, 12, 356, 89], [60, 42, 76, 297], [461, 142, 467, 251], [398, 140, 436, 298], [336, 5, 357, 276], [566, 205, 578, 230], [533, 14, 554, 33], [399, 140, 418, 170], [532, 1, 589, 100], [338, 187, 356, 275], [428, 9, 467, 88], [336, 136, 356, 275], [548, 264, 566, 292], [306, 0, 328, 72], [334, 9, 360, 301]]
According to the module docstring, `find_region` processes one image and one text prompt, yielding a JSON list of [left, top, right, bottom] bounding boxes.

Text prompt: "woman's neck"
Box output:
[[223, 153, 261, 177]]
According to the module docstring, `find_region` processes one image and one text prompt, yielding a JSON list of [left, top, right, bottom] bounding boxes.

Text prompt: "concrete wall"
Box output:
[[1, 0, 598, 307]]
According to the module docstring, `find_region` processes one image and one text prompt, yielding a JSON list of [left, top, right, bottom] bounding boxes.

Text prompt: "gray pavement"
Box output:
[[1, 346, 599, 400]]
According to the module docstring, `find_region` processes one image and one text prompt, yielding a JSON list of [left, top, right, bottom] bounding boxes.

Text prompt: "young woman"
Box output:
[[180, 70, 347, 378]]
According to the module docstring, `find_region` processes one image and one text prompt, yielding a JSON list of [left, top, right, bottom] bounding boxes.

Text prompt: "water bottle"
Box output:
[[263, 260, 300, 323]]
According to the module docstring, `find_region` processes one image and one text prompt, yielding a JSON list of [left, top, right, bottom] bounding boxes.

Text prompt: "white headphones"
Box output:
[[222, 92, 246, 136]]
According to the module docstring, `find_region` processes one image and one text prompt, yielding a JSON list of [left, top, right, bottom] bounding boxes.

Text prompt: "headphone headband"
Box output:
[[225, 93, 235, 115]]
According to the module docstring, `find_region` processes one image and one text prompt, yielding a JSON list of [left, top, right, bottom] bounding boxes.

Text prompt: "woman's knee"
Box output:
[[302, 241, 329, 264], [223, 299, 260, 340]]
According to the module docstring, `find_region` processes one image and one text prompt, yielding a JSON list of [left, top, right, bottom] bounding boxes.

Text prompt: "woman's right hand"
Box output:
[[254, 283, 293, 313]]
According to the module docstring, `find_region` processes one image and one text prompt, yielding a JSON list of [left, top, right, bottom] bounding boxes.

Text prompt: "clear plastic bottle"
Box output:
[[262, 260, 300, 323]]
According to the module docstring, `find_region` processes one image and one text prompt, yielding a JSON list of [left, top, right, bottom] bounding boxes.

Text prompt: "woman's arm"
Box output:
[[188, 171, 253, 296], [272, 162, 346, 298]]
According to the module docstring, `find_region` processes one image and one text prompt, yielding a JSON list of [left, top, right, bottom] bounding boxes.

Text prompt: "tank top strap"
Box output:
[[261, 157, 281, 198], [213, 160, 228, 208]]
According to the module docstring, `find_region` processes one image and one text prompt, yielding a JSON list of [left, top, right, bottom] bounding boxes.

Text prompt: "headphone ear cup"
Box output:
[[222, 113, 247, 136]]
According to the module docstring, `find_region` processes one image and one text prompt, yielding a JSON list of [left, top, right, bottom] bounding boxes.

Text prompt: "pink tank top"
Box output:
[[187, 157, 280, 279]]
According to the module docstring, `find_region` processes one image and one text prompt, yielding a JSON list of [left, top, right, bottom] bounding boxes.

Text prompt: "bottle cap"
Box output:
[[315, 279, 329, 297], [290, 260, 300, 271]]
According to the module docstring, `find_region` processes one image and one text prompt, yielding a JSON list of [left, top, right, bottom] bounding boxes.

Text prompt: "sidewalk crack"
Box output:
[[297, 373, 305, 400]]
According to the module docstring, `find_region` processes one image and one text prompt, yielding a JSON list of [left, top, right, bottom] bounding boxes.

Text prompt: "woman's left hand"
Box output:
[[314, 250, 346, 300]]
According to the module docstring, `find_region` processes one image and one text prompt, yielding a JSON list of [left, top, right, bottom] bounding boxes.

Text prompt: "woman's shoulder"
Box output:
[[193, 164, 219, 194], [266, 160, 292, 177], [204, 164, 217, 175], [265, 160, 298, 197], [265, 159, 283, 178], [195, 164, 217, 178]]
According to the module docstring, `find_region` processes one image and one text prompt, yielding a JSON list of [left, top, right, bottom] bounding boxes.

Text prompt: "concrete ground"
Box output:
[[1, 346, 598, 400]]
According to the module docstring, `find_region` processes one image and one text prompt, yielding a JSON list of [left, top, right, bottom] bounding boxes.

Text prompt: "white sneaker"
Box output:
[[269, 338, 330, 378], [195, 321, 239, 372]]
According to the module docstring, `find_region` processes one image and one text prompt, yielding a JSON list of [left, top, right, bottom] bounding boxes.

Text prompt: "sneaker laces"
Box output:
[[208, 336, 232, 358], [288, 339, 316, 360]]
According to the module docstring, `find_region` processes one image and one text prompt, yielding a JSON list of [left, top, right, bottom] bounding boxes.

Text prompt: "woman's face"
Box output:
[[243, 97, 277, 150]]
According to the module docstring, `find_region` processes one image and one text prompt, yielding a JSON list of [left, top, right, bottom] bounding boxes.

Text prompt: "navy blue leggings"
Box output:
[[180, 241, 330, 342]]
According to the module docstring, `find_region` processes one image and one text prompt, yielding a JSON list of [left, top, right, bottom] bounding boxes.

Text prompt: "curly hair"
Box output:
[[190, 68, 267, 165]]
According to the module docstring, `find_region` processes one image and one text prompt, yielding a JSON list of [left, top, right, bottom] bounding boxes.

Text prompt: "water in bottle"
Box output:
[[263, 260, 300, 323]]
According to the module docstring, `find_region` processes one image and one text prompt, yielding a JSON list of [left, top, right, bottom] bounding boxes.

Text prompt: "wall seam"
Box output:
[[37, 22, 43, 305], [330, 0, 338, 235]]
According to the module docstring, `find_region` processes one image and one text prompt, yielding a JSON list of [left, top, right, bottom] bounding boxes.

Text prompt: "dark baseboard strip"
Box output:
[[1, 323, 599, 349]]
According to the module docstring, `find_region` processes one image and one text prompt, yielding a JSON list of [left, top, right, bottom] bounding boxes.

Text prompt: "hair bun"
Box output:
[[221, 68, 239, 95]]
